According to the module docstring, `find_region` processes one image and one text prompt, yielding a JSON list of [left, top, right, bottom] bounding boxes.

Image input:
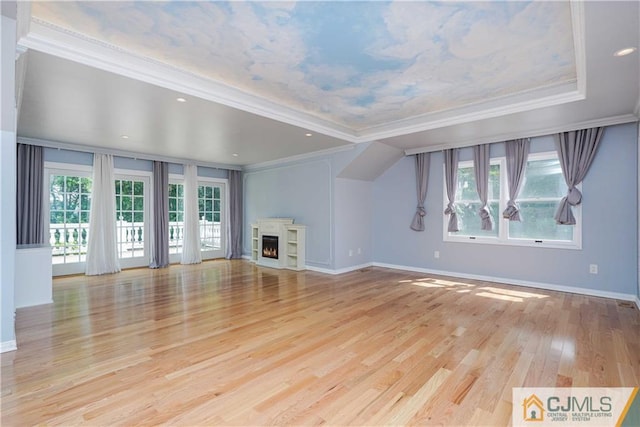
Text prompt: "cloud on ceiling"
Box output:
[[33, 1, 576, 131]]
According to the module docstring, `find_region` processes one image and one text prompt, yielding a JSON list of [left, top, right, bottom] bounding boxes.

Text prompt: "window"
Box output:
[[168, 181, 185, 256], [115, 175, 149, 266], [444, 151, 580, 249], [198, 182, 224, 254], [168, 177, 226, 261], [453, 161, 500, 238], [48, 172, 92, 273], [508, 153, 575, 243]]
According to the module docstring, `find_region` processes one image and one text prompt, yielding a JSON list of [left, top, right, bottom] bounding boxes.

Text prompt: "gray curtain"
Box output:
[[16, 143, 45, 245], [150, 161, 170, 268], [554, 127, 603, 225], [473, 144, 492, 230], [443, 149, 459, 232], [226, 169, 243, 259], [410, 152, 430, 231], [502, 138, 530, 221]]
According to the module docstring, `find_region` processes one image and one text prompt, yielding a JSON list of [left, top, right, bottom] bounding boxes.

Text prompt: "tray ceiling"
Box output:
[[14, 1, 639, 166]]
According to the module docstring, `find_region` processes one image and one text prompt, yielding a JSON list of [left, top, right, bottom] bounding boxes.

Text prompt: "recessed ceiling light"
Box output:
[[305, 133, 313, 137], [232, 153, 239, 157], [614, 47, 636, 57], [176, 97, 187, 102], [121, 135, 129, 139]]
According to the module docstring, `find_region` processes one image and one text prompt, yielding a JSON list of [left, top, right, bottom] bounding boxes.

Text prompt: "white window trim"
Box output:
[[197, 177, 228, 259], [114, 171, 152, 269], [167, 175, 229, 261], [167, 176, 185, 262], [443, 151, 582, 250], [44, 162, 93, 276]]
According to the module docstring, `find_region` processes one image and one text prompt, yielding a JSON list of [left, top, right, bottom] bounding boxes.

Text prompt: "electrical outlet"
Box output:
[[349, 249, 353, 257], [357, 248, 362, 254], [434, 251, 440, 259], [589, 264, 598, 274]]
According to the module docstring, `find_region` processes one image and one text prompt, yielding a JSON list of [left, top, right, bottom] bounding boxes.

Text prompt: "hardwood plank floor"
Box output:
[[2, 260, 639, 425]]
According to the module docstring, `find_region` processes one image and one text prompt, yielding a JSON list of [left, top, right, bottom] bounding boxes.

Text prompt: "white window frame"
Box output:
[[443, 158, 504, 245], [114, 169, 152, 269], [167, 175, 228, 262], [443, 151, 582, 250], [198, 177, 227, 260], [168, 174, 185, 263], [45, 162, 93, 276]]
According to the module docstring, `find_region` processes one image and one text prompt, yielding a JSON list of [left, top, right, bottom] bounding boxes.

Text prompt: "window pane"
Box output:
[[80, 178, 91, 193], [80, 194, 90, 210], [456, 201, 499, 237], [453, 165, 499, 237], [519, 158, 566, 199], [134, 181, 144, 196], [49, 174, 91, 265], [509, 156, 573, 242], [66, 177, 79, 193], [51, 211, 63, 224], [134, 196, 144, 211], [457, 167, 477, 200], [121, 196, 132, 211], [64, 193, 75, 211], [213, 187, 219, 198], [509, 201, 573, 241]]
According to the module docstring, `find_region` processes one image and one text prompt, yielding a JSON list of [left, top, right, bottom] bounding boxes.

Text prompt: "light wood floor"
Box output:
[[2, 260, 639, 426]]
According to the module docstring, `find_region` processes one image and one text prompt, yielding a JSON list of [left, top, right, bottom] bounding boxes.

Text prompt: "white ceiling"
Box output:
[[14, 1, 640, 167]]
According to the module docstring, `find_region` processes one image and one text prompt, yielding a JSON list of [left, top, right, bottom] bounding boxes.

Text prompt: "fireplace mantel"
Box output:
[[251, 218, 306, 270]]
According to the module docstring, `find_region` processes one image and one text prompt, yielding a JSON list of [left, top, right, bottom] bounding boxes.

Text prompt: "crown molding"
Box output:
[[354, 82, 583, 142], [19, 18, 589, 146], [404, 114, 639, 155], [570, 0, 587, 97], [244, 144, 355, 171], [19, 19, 360, 143], [18, 136, 242, 171]]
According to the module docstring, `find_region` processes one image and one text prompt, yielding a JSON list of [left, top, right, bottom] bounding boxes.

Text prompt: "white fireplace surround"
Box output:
[[252, 218, 306, 270], [257, 218, 293, 269]]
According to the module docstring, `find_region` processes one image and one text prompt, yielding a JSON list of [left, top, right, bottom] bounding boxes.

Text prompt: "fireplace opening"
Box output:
[[262, 235, 278, 259]]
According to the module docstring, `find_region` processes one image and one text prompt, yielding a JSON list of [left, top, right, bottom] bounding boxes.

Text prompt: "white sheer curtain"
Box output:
[[86, 154, 121, 275], [181, 164, 202, 264]]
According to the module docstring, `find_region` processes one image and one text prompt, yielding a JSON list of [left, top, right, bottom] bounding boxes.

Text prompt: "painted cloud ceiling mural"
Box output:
[[32, 1, 576, 132]]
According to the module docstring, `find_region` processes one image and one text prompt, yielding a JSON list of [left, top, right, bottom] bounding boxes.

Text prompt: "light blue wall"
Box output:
[[244, 158, 333, 268], [43, 148, 229, 180], [334, 178, 372, 270], [44, 147, 93, 166], [198, 166, 228, 179], [372, 123, 638, 296]]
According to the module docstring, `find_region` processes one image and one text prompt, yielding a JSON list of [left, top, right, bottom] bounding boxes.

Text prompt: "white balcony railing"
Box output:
[[49, 219, 221, 264]]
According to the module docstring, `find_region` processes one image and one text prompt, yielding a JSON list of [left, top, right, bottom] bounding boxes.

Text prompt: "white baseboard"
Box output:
[[372, 262, 639, 303], [306, 263, 373, 275], [0, 340, 17, 353]]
